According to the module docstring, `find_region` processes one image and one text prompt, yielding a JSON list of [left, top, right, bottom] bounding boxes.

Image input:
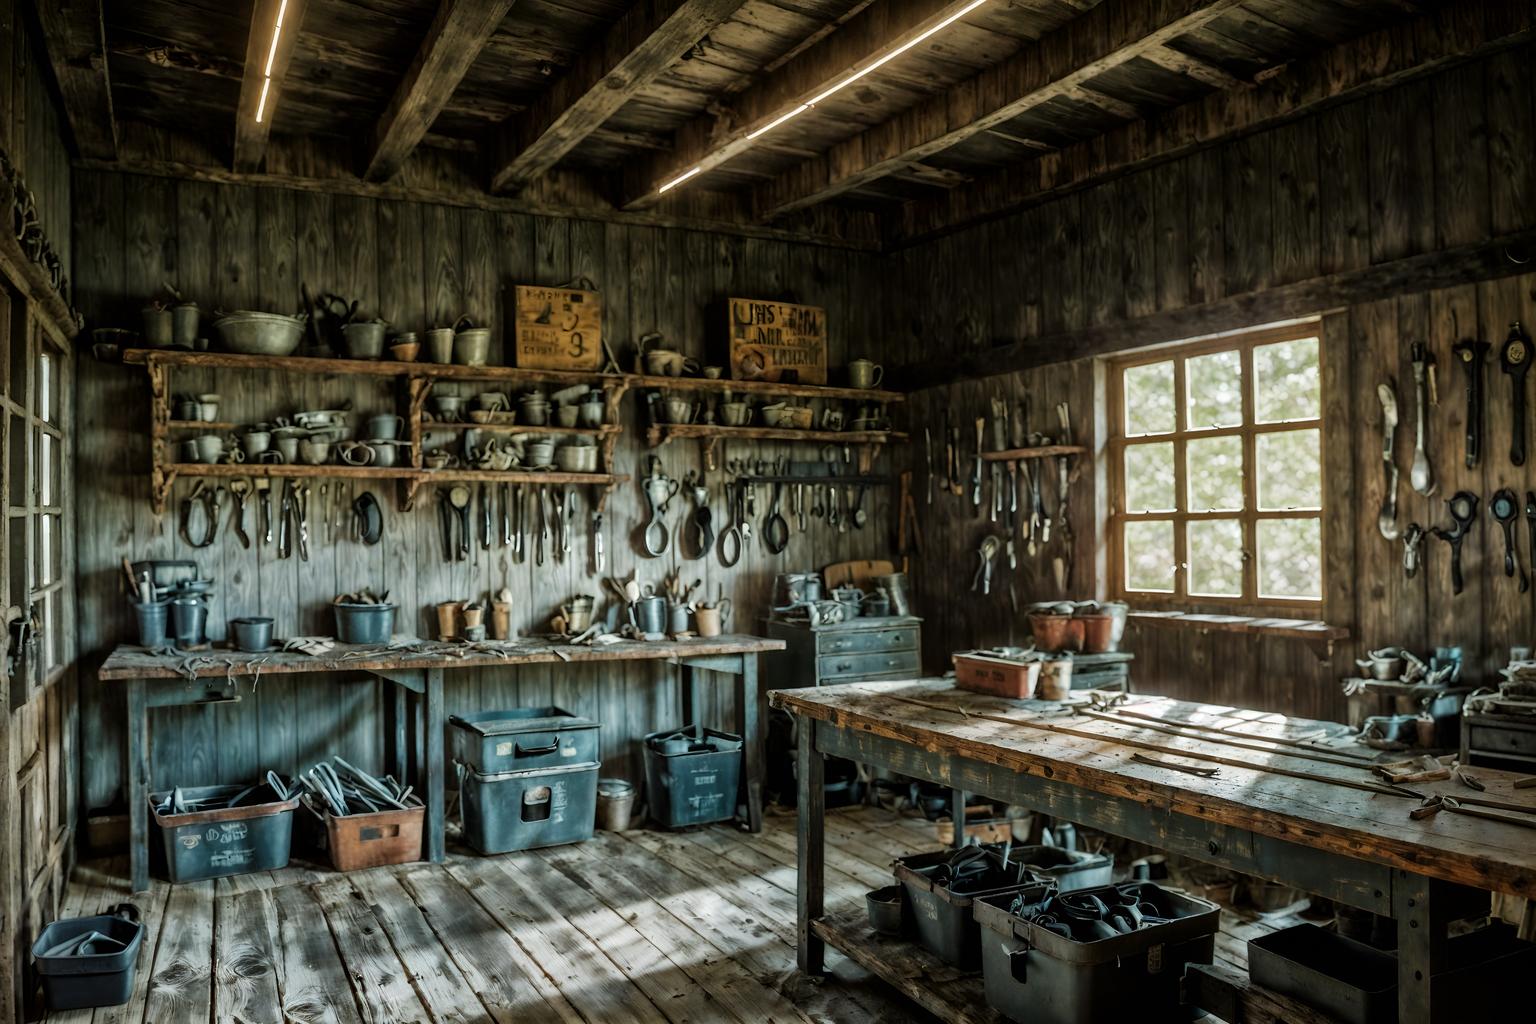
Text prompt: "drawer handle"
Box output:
[[835, 662, 852, 672]]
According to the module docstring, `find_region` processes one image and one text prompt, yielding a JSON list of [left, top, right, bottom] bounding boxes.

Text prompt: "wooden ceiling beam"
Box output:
[[620, 0, 991, 211], [750, 0, 1244, 221], [363, 0, 516, 182], [1142, 43, 1248, 91], [488, 0, 749, 194], [232, 0, 311, 174], [895, 0, 1535, 244], [31, 0, 117, 159]]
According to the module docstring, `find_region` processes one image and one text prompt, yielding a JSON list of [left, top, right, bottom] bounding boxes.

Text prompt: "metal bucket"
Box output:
[[170, 597, 206, 647], [874, 572, 911, 615], [132, 599, 170, 647], [596, 778, 637, 831], [341, 321, 387, 360], [455, 327, 492, 366]]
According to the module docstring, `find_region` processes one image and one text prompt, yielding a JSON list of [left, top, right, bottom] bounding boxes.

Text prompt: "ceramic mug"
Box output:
[[848, 359, 884, 389], [695, 606, 722, 637], [720, 402, 749, 426], [242, 431, 272, 459], [179, 439, 200, 464], [556, 405, 580, 427], [275, 436, 301, 464], [367, 414, 404, 440], [370, 442, 398, 468], [300, 439, 331, 465], [526, 440, 554, 467], [193, 434, 223, 464]]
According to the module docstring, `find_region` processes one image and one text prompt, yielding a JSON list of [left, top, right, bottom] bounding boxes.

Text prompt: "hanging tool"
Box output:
[[1452, 339, 1489, 468], [972, 536, 1002, 594], [764, 482, 789, 554], [1527, 491, 1536, 584], [924, 427, 934, 505], [448, 485, 470, 561], [591, 491, 605, 577], [718, 478, 747, 568], [438, 488, 455, 561], [1055, 402, 1074, 590], [478, 483, 491, 551], [1376, 381, 1401, 540], [794, 483, 807, 532], [499, 482, 511, 547], [990, 396, 1008, 523], [1431, 491, 1479, 595], [642, 456, 677, 557], [1503, 321, 1531, 466], [228, 478, 252, 549], [949, 418, 963, 497], [548, 487, 565, 563], [562, 489, 574, 561], [1409, 342, 1436, 496], [277, 480, 295, 558], [1011, 397, 1028, 450], [1402, 523, 1424, 579], [255, 477, 273, 545], [971, 417, 985, 515], [320, 483, 331, 543], [178, 482, 222, 548], [535, 486, 549, 566], [1492, 488, 1528, 592], [683, 471, 713, 560], [295, 484, 311, 561], [511, 484, 526, 563], [897, 470, 924, 574], [941, 409, 953, 495], [851, 485, 868, 529]]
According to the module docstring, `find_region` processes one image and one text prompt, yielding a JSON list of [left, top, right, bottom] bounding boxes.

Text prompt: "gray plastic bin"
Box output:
[[450, 706, 599, 774], [460, 760, 598, 854], [893, 846, 1047, 967], [1011, 845, 1114, 892], [149, 781, 298, 882], [975, 882, 1220, 1024], [644, 727, 742, 828], [1248, 924, 1397, 1024], [32, 904, 143, 1010]]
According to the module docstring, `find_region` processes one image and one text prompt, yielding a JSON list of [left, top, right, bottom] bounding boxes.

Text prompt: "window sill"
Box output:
[[1126, 610, 1349, 647]]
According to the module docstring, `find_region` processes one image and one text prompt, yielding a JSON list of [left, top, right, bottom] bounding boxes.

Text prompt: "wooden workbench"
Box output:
[[100, 633, 784, 893], [771, 680, 1536, 1024]]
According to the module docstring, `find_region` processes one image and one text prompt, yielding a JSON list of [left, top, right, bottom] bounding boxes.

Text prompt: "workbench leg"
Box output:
[[390, 683, 408, 784], [126, 679, 150, 894], [424, 669, 445, 863], [952, 789, 970, 849], [1394, 870, 1450, 1024], [680, 663, 701, 727], [796, 716, 825, 975], [738, 655, 763, 833]]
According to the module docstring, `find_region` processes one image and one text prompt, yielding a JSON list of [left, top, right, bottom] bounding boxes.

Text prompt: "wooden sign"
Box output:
[[726, 298, 827, 384], [513, 285, 602, 370]]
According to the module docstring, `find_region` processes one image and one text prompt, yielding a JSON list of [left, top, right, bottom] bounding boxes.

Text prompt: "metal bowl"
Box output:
[[212, 311, 305, 356]]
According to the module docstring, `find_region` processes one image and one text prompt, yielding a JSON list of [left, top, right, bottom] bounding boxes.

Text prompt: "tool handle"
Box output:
[[1514, 378, 1528, 467]]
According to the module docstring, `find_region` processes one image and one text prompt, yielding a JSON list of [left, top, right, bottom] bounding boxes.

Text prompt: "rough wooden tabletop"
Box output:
[[770, 679, 1536, 899], [99, 634, 786, 680]]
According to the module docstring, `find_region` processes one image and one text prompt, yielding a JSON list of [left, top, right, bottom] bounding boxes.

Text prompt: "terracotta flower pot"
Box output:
[[1029, 613, 1075, 653], [1076, 614, 1115, 654]]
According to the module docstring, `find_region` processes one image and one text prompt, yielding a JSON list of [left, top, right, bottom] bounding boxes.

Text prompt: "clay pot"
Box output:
[[1029, 613, 1075, 653], [1076, 614, 1115, 654], [1037, 659, 1074, 700], [436, 601, 462, 639]]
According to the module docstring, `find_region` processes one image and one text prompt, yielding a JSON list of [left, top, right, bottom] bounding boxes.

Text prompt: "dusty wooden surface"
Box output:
[[46, 805, 1302, 1024], [772, 681, 1536, 899], [98, 634, 784, 681]]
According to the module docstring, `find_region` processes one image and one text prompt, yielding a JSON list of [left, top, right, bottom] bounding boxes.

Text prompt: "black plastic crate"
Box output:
[[974, 881, 1220, 1024], [1009, 845, 1114, 892], [460, 760, 598, 854], [1248, 924, 1397, 1024], [450, 707, 600, 774], [32, 904, 143, 1011], [893, 845, 1048, 967], [149, 781, 298, 883], [644, 727, 743, 828]]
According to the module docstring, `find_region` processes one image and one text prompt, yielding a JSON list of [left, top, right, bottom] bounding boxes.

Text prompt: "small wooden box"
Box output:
[[726, 297, 827, 383], [953, 651, 1040, 699], [513, 285, 602, 370]]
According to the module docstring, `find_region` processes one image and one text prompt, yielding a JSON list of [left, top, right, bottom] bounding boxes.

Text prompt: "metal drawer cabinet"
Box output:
[[818, 649, 922, 680], [767, 617, 924, 687], [817, 626, 920, 656]]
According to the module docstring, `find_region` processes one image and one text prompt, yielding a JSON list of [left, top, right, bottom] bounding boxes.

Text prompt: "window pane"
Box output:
[[1186, 349, 1243, 429], [8, 414, 23, 507], [1258, 518, 1322, 600], [1257, 429, 1321, 510], [1187, 519, 1243, 597], [1124, 361, 1175, 435], [1186, 435, 1244, 512], [38, 514, 51, 587], [38, 351, 52, 423], [40, 431, 52, 506], [1125, 520, 1175, 592], [1124, 442, 1175, 512], [1254, 336, 1319, 423]]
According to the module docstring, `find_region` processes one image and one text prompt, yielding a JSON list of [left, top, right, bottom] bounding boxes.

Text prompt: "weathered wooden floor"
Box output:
[[47, 806, 1297, 1023]]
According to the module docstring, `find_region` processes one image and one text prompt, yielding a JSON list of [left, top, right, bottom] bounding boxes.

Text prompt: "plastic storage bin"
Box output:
[[974, 881, 1220, 1024], [644, 726, 742, 828], [1248, 924, 1398, 1024], [149, 781, 299, 882], [450, 706, 599, 774], [893, 845, 1047, 966], [32, 904, 143, 1011], [311, 796, 424, 870], [460, 760, 598, 854], [1009, 845, 1114, 892]]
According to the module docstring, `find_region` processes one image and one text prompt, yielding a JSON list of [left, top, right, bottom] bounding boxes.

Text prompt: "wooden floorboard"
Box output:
[[45, 806, 1306, 1024]]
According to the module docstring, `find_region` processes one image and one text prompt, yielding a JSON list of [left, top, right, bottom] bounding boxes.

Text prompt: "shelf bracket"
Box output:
[[150, 465, 178, 516]]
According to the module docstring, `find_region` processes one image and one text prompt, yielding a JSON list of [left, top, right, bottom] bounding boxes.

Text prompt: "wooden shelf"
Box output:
[[629, 373, 905, 403], [0, 226, 79, 341], [812, 911, 1001, 1024], [123, 347, 627, 390], [423, 422, 619, 437], [167, 419, 237, 431], [163, 463, 419, 480], [646, 423, 906, 447], [412, 469, 627, 486], [1128, 610, 1349, 646], [981, 444, 1088, 461]]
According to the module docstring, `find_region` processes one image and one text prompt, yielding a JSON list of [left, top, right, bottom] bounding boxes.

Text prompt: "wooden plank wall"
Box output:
[[889, 47, 1536, 722], [0, 0, 71, 275], [70, 168, 891, 818]]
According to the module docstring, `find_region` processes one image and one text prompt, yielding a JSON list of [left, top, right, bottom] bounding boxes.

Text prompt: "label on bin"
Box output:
[[1147, 942, 1164, 974]]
